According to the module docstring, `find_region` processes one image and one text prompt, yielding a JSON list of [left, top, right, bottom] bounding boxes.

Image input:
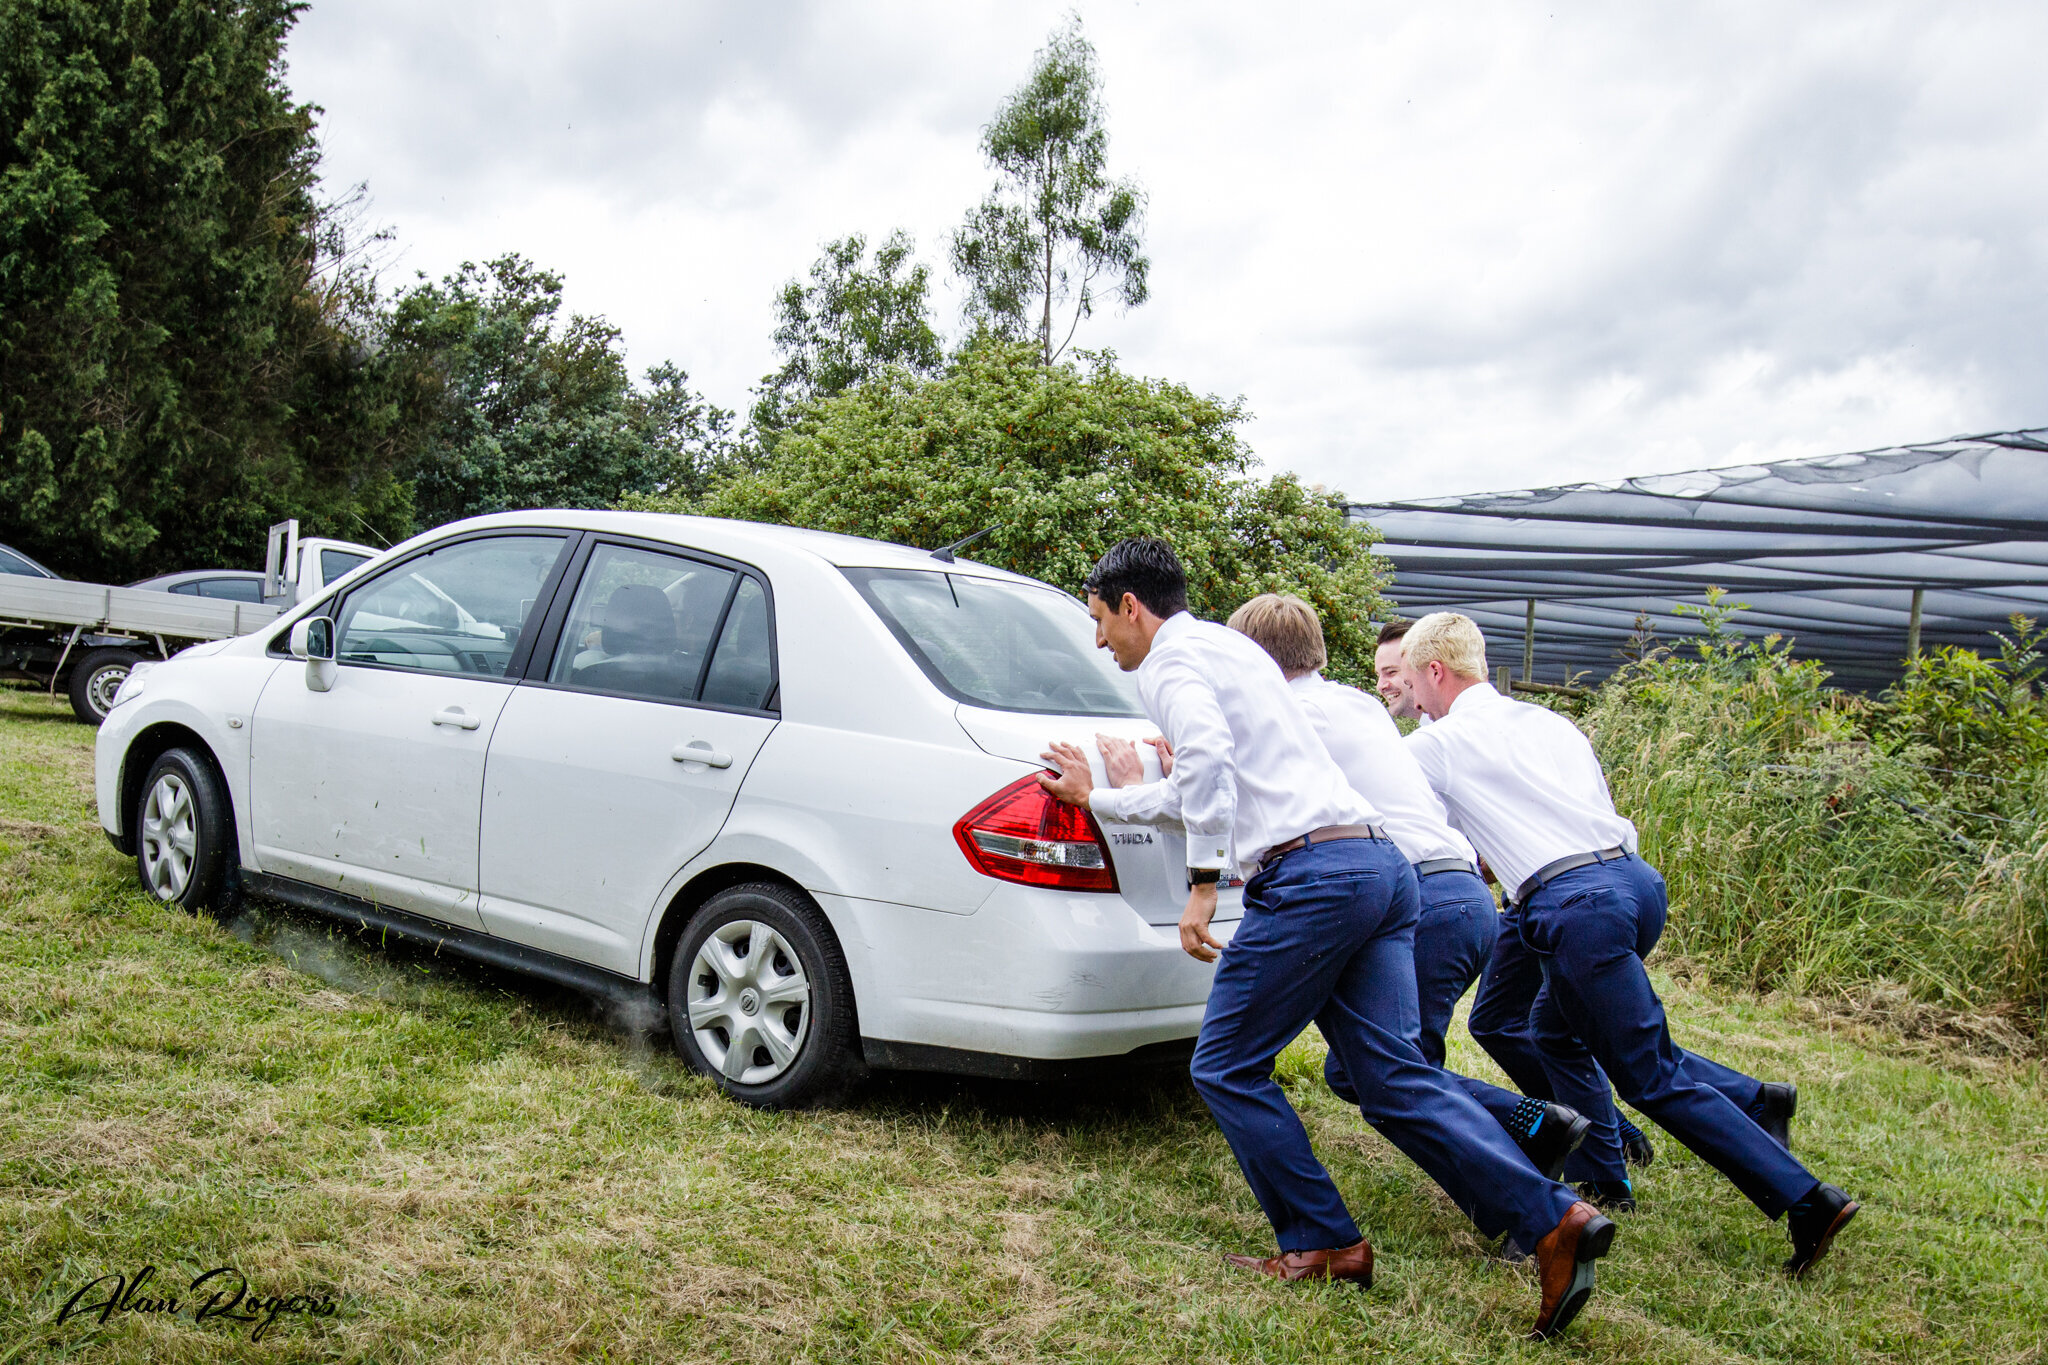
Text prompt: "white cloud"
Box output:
[[287, 0, 2048, 501]]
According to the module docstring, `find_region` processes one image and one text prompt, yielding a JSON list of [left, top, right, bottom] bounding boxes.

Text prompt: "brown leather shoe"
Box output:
[[1224, 1239, 1374, 1288], [1530, 1200, 1616, 1340]]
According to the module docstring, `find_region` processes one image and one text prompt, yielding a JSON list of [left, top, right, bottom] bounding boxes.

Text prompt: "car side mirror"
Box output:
[[290, 617, 337, 691]]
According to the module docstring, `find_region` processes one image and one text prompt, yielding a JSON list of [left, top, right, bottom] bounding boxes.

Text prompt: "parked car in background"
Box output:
[[0, 542, 60, 579], [0, 524, 377, 723], [128, 569, 267, 603], [94, 511, 1239, 1107]]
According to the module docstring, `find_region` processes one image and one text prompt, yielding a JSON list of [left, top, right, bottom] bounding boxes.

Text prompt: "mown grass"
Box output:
[[3, 683, 2045, 1362]]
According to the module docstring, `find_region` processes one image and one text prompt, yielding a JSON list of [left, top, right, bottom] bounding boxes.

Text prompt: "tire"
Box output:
[[667, 881, 864, 1109], [134, 746, 236, 913], [68, 647, 145, 724]]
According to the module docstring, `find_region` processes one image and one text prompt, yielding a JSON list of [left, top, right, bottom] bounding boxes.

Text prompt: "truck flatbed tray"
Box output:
[[0, 576, 283, 641]]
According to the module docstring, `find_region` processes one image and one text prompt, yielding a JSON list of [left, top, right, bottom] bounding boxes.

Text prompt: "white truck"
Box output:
[[0, 521, 377, 723]]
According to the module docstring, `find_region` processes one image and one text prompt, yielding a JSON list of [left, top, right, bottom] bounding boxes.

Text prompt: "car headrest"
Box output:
[[601, 584, 677, 655]]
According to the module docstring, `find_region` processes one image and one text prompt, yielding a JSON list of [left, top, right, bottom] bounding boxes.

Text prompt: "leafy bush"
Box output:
[[633, 338, 1390, 681], [1588, 600, 2048, 1032]]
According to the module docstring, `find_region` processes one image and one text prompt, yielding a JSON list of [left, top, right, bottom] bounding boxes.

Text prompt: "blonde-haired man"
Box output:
[[1217, 594, 1593, 1188], [1401, 612, 1858, 1276]]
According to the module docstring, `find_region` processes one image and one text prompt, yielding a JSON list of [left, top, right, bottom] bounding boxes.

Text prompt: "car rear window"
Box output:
[[845, 568, 1142, 717], [322, 548, 370, 583]]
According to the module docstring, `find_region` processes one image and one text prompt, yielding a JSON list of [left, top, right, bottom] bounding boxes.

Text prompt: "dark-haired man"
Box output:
[[1375, 620, 1426, 721], [1038, 538, 1613, 1340]]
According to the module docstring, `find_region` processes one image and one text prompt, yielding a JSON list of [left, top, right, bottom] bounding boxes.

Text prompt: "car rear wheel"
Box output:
[[667, 882, 863, 1109], [69, 647, 144, 724], [136, 747, 236, 912]]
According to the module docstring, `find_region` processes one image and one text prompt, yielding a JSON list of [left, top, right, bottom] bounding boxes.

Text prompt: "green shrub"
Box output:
[[1588, 600, 2048, 1033]]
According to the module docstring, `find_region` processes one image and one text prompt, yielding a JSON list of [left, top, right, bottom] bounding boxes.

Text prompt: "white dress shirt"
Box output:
[[1289, 673, 1476, 868], [1404, 681, 1637, 899], [1088, 612, 1379, 878]]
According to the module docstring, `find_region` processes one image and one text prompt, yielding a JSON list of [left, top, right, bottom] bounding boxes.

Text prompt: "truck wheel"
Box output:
[[135, 747, 236, 913], [68, 647, 144, 724], [667, 882, 865, 1109]]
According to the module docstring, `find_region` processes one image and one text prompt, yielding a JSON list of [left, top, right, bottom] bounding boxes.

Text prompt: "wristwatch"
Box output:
[[1188, 867, 1221, 885]]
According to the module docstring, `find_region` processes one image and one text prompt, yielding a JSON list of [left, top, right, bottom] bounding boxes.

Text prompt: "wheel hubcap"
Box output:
[[687, 919, 810, 1085], [87, 664, 129, 719], [140, 772, 196, 901]]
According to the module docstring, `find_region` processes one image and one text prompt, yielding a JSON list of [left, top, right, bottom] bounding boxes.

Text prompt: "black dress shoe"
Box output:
[[1507, 1098, 1592, 1182], [1753, 1082, 1798, 1150], [1618, 1114, 1656, 1167], [1785, 1183, 1858, 1277], [1576, 1179, 1636, 1212]]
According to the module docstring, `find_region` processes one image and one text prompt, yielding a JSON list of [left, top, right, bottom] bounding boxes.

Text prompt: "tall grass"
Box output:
[[1584, 599, 2048, 1034]]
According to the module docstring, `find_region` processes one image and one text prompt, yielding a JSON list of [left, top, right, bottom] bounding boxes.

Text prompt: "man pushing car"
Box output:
[[1035, 536, 1613, 1340]]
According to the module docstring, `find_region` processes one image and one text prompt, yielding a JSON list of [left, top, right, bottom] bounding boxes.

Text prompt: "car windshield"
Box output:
[[845, 567, 1142, 717]]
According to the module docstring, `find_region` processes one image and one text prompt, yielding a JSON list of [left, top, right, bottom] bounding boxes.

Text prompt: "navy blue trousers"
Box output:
[[1470, 892, 1763, 1182], [1520, 854, 1817, 1217], [1189, 837, 1578, 1254], [1324, 867, 1529, 1129]]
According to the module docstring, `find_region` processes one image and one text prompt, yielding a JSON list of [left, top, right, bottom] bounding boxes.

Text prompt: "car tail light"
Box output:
[[953, 775, 1119, 893]]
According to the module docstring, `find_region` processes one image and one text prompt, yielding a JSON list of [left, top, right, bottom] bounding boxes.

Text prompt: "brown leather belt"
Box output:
[[1414, 857, 1479, 878], [1260, 823, 1388, 871]]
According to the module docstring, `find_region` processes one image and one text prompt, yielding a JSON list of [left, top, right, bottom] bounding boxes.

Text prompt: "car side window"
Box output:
[[699, 575, 775, 710], [336, 535, 565, 677], [547, 544, 736, 701], [197, 577, 262, 602]]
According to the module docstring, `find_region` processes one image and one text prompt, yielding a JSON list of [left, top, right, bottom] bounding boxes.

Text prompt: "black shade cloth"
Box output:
[[1350, 428, 2048, 691]]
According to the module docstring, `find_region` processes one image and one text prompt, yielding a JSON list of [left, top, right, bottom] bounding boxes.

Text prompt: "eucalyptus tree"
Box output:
[[950, 19, 1150, 366], [752, 230, 944, 437]]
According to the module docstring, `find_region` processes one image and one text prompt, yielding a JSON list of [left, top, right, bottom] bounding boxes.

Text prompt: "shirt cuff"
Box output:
[[1087, 786, 1126, 820], [1186, 837, 1231, 872]]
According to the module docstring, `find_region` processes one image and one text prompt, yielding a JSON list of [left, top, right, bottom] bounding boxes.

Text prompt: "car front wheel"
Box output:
[[135, 747, 236, 912], [667, 882, 863, 1109]]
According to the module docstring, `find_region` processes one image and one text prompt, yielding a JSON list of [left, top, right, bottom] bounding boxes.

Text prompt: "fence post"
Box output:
[[1523, 598, 1536, 683], [1907, 586, 1924, 661], [1496, 665, 1512, 694]]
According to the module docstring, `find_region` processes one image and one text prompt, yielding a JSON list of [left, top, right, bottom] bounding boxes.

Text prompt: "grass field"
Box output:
[[3, 683, 2045, 1363]]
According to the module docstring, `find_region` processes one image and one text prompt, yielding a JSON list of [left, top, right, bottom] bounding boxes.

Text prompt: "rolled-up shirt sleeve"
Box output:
[[1091, 652, 1235, 870]]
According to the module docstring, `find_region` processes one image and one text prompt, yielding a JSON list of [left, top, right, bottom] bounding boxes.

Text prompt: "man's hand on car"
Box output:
[[1096, 733, 1172, 788], [1038, 740, 1096, 807], [1096, 734, 1146, 787], [1179, 882, 1222, 962]]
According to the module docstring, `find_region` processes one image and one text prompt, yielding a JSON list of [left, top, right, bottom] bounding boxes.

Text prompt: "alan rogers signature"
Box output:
[[57, 1264, 338, 1341]]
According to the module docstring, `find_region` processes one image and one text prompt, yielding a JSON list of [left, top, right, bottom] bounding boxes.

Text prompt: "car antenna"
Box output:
[[931, 526, 995, 564], [347, 511, 394, 549]]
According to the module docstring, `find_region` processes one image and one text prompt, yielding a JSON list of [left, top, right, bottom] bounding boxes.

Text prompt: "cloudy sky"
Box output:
[[287, 0, 2048, 503]]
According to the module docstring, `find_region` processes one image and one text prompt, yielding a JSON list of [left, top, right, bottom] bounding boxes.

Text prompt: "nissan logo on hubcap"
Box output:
[[739, 988, 760, 1016]]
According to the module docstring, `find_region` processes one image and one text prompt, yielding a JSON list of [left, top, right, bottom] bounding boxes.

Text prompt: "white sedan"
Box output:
[[94, 512, 1238, 1106]]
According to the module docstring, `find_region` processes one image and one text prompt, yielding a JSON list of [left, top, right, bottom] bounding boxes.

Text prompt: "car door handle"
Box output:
[[672, 741, 733, 768], [432, 706, 481, 730]]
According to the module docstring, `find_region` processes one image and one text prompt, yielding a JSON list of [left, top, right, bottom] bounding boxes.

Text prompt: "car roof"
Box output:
[[422, 510, 1053, 588], [127, 569, 265, 588], [0, 542, 60, 578]]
